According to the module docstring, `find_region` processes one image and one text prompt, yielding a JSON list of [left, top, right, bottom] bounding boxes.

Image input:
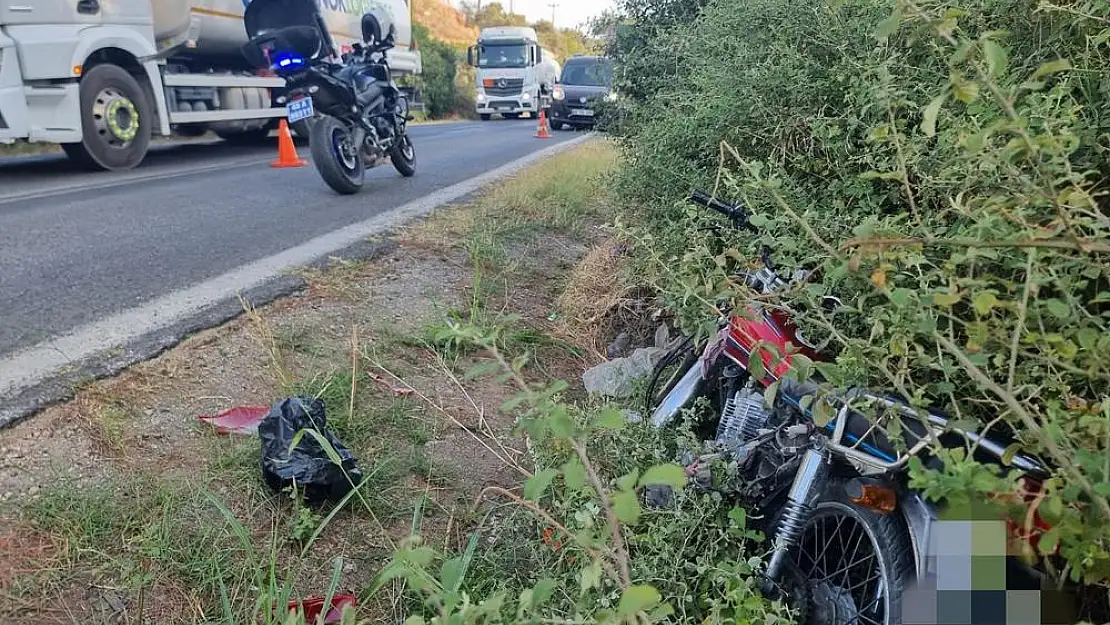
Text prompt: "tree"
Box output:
[[413, 23, 461, 118]]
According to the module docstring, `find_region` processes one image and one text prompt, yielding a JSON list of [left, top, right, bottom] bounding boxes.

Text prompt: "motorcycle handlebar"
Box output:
[[688, 190, 752, 230]]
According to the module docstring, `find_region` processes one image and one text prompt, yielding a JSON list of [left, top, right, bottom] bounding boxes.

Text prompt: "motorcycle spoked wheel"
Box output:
[[309, 116, 365, 195], [780, 482, 914, 625]]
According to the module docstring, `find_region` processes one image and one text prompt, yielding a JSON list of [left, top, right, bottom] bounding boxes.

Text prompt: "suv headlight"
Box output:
[[552, 85, 565, 101]]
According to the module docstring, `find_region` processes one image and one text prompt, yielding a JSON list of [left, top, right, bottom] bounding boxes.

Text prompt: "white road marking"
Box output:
[[0, 133, 595, 400]]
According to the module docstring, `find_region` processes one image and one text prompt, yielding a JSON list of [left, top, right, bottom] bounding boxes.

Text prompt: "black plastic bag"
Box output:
[[259, 397, 362, 505]]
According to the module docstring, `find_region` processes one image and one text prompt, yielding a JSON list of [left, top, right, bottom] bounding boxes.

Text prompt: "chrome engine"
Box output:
[[714, 383, 772, 451]]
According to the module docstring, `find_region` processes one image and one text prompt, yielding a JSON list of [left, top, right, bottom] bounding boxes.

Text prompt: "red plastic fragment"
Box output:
[[287, 594, 357, 624], [197, 406, 270, 435]]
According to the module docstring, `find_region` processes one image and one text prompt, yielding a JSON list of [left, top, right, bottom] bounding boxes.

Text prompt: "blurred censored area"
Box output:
[[906, 518, 1104, 625]]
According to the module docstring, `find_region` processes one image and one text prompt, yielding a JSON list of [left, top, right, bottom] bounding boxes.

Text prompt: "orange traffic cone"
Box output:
[[271, 119, 307, 168], [534, 108, 552, 139]]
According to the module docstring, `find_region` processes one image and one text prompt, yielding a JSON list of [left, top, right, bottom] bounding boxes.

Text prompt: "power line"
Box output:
[[548, 2, 558, 26]]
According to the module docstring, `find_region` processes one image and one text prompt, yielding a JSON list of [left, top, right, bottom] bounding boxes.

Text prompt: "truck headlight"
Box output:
[[477, 93, 487, 104], [552, 86, 565, 101], [521, 92, 532, 101]]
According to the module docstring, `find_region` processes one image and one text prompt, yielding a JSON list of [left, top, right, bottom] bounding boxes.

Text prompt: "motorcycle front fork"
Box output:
[[761, 446, 829, 597]]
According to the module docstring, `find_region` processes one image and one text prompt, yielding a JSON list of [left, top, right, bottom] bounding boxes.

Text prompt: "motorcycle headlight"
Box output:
[[552, 86, 565, 101], [605, 91, 618, 103]]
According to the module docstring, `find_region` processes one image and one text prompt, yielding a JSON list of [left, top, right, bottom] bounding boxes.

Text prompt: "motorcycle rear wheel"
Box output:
[[309, 116, 364, 195], [785, 481, 914, 625]]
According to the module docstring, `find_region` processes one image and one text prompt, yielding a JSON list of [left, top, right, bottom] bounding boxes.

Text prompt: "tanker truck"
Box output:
[[467, 26, 558, 121], [0, 0, 421, 171]]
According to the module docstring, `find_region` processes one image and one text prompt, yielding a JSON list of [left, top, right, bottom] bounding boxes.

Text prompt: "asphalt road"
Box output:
[[0, 120, 584, 405]]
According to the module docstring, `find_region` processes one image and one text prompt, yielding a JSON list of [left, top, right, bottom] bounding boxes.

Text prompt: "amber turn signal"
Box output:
[[846, 479, 898, 514]]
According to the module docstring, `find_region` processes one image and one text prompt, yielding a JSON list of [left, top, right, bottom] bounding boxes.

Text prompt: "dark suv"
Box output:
[[549, 56, 613, 130]]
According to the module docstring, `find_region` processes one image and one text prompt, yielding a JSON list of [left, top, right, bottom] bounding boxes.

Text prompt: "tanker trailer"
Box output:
[[0, 0, 421, 171]]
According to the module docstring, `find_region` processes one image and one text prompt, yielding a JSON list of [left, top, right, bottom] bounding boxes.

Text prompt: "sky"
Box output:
[[449, 0, 614, 29]]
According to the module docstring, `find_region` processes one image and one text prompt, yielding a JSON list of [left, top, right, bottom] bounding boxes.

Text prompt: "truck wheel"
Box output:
[[479, 114, 491, 121], [62, 64, 152, 171]]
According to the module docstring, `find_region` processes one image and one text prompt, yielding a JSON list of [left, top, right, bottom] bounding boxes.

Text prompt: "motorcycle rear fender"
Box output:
[[900, 491, 937, 580], [649, 363, 704, 429], [650, 327, 732, 428]]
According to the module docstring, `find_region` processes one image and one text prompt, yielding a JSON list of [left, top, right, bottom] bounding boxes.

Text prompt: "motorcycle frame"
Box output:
[[649, 278, 1047, 585]]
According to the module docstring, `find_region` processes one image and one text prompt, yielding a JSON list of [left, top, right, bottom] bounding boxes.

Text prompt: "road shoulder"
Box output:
[[0, 140, 621, 622]]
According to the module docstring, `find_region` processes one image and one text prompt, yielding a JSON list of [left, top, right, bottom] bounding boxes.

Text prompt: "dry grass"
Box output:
[[412, 0, 478, 47], [402, 141, 618, 260], [554, 241, 629, 359], [1, 139, 622, 623]]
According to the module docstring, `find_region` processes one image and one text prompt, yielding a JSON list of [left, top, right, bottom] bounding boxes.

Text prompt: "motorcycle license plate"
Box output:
[[287, 97, 314, 123], [572, 108, 594, 117]]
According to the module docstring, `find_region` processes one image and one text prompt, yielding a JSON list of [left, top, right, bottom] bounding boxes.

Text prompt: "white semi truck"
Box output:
[[0, 0, 421, 171], [467, 26, 558, 121]]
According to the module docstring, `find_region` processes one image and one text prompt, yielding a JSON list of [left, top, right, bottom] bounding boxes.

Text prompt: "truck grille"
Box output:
[[484, 78, 523, 97]]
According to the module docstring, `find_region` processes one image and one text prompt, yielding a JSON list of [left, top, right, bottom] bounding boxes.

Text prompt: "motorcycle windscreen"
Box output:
[[241, 0, 326, 67]]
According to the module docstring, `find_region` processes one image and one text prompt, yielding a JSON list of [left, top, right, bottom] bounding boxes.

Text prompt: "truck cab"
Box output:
[[467, 26, 558, 120], [1, 0, 422, 171], [1, 0, 162, 153]]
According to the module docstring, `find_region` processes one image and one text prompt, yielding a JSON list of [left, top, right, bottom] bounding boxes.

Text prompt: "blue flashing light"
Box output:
[[272, 54, 305, 71]]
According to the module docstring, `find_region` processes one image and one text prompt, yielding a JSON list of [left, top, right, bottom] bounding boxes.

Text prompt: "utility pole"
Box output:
[[548, 2, 557, 26], [508, 0, 513, 14]]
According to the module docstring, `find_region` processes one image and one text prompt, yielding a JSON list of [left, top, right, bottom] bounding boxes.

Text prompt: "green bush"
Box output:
[[610, 0, 1110, 589], [414, 24, 466, 119], [377, 342, 791, 623]]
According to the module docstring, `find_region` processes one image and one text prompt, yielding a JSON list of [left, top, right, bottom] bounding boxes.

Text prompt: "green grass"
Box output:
[[8, 140, 619, 623], [24, 476, 252, 599]]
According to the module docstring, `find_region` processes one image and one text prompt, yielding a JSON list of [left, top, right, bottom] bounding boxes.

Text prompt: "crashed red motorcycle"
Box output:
[[645, 191, 1054, 625]]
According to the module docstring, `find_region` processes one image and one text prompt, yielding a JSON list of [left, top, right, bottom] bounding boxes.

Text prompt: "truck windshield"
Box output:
[[479, 44, 529, 68], [560, 61, 613, 87]]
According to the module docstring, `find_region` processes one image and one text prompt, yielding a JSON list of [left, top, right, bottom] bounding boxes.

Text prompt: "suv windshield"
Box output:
[[560, 59, 612, 87], [479, 44, 529, 68]]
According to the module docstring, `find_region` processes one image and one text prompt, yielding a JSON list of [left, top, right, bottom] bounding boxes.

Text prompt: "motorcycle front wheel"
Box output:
[[309, 116, 364, 195], [391, 132, 416, 177], [784, 481, 914, 625]]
